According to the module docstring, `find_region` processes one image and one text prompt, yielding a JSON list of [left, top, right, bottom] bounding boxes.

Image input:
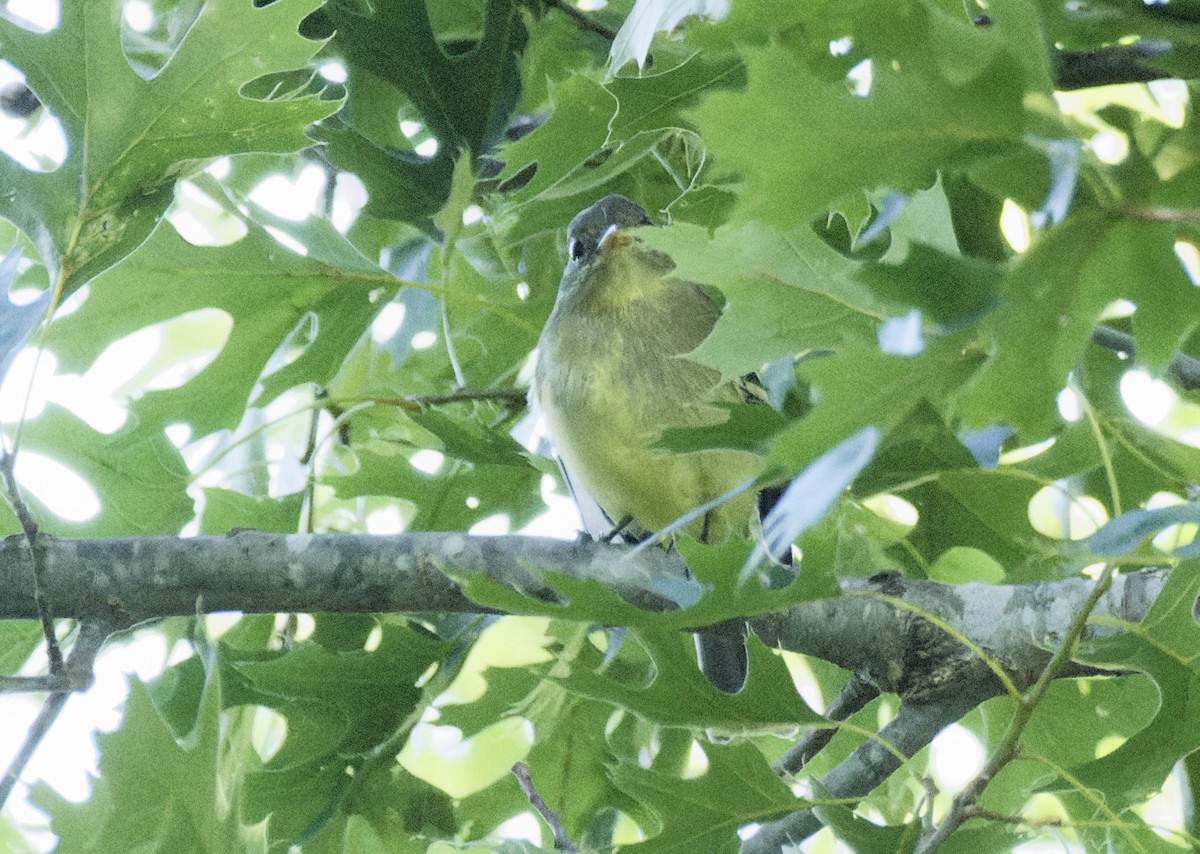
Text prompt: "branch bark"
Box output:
[[0, 532, 1177, 848]]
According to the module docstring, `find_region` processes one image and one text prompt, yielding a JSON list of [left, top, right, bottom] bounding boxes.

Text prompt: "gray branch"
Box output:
[[0, 533, 1176, 850], [1092, 325, 1200, 391], [1052, 41, 1175, 91]]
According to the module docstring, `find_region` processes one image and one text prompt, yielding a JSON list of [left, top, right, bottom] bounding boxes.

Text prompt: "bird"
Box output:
[[534, 194, 766, 692]]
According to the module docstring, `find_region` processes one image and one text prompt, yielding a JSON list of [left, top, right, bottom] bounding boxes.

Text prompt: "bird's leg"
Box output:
[[600, 514, 638, 543]]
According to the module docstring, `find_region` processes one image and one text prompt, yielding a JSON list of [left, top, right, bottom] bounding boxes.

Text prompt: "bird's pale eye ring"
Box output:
[[598, 224, 619, 249], [568, 237, 586, 262]]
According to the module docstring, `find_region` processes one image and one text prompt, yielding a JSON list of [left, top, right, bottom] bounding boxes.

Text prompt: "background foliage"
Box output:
[[1, 0, 1199, 851]]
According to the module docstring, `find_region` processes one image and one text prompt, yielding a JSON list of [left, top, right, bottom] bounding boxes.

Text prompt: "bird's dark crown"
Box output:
[[566, 194, 653, 266]]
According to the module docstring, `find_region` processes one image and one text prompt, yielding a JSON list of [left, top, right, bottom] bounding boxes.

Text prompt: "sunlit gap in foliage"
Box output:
[[0, 629, 176, 819], [331, 171, 367, 232], [103, 309, 232, 402], [318, 61, 347, 84], [1000, 199, 1031, 252], [371, 301, 406, 342], [366, 504, 404, 534], [1000, 436, 1057, 465], [862, 492, 919, 529], [847, 59, 872, 97], [1121, 370, 1176, 427], [1176, 241, 1199, 285], [182, 389, 314, 502], [13, 451, 100, 522], [263, 225, 307, 256], [493, 813, 543, 847], [249, 164, 330, 222], [242, 163, 366, 237], [410, 449, 445, 475], [929, 723, 986, 802], [400, 119, 439, 158], [519, 473, 583, 538], [250, 706, 287, 764], [168, 180, 249, 246], [122, 0, 152, 32], [0, 61, 67, 172], [1057, 386, 1083, 423], [469, 513, 510, 535], [1028, 483, 1109, 540], [3, 0, 58, 31], [400, 704, 534, 797], [1, 307, 228, 435], [1145, 492, 1200, 551]]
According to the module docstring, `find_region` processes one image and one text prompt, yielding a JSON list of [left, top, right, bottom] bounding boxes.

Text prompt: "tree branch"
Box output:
[[744, 686, 997, 853], [773, 675, 879, 776], [0, 616, 113, 809], [513, 762, 579, 851], [1, 450, 63, 675], [0, 532, 1175, 842], [546, 0, 618, 41], [1092, 325, 1200, 391], [1052, 41, 1173, 91]]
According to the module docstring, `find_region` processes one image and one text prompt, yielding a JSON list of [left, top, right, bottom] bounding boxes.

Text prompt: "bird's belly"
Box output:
[[539, 370, 760, 540]]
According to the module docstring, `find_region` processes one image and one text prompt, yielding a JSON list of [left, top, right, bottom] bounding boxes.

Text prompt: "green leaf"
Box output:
[[30, 656, 242, 853], [607, 50, 745, 140], [640, 221, 883, 382], [963, 215, 1200, 435], [1051, 564, 1200, 821], [927, 546, 1006, 584], [311, 115, 454, 228], [0, 0, 338, 294], [858, 243, 1004, 328], [608, 0, 728, 75], [520, 683, 644, 840], [224, 619, 450, 849], [13, 404, 192, 537], [557, 627, 823, 732], [327, 403, 543, 533], [768, 339, 981, 473], [0, 245, 50, 382], [493, 74, 615, 202], [322, 0, 526, 157], [611, 741, 798, 852], [42, 193, 401, 438], [199, 488, 305, 536], [691, 2, 1039, 227], [907, 468, 1055, 582]]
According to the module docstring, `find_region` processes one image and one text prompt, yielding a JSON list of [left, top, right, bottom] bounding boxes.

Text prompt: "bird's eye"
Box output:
[[568, 238, 588, 262]]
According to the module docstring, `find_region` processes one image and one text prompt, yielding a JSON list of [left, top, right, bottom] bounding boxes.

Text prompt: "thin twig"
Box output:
[[0, 675, 73, 694], [774, 675, 880, 776], [0, 450, 62, 674], [1091, 325, 1200, 391], [1119, 205, 1200, 224], [915, 566, 1117, 852], [961, 803, 1060, 828], [1052, 41, 1172, 90], [338, 387, 530, 411], [512, 762, 578, 851], [0, 617, 113, 810], [546, 0, 617, 41]]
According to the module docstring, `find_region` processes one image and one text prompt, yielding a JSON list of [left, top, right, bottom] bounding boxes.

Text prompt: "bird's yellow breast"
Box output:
[[535, 249, 761, 540]]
